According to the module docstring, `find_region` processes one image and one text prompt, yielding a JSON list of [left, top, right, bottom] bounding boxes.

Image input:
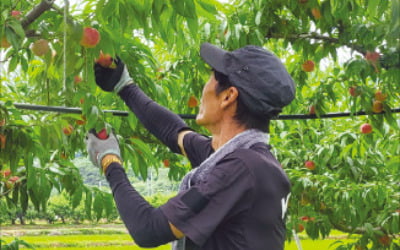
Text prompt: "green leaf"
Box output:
[[8, 19, 25, 38], [12, 185, 19, 204], [40, 125, 48, 147], [187, 17, 199, 39], [87, 106, 100, 129], [9, 152, 19, 174], [20, 182, 28, 213], [127, 113, 138, 131], [138, 153, 148, 180], [93, 191, 103, 221], [171, 0, 197, 19], [28, 188, 41, 211], [196, 0, 218, 15], [391, 213, 399, 233], [85, 188, 93, 220], [367, 0, 379, 17], [71, 186, 83, 209], [383, 108, 399, 129], [103, 193, 114, 219], [8, 55, 18, 72]]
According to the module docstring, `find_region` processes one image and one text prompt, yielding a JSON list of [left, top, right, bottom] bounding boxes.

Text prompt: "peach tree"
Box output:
[[0, 0, 399, 249]]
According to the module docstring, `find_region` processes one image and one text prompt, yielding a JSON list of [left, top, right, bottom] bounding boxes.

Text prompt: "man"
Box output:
[[86, 43, 295, 250]]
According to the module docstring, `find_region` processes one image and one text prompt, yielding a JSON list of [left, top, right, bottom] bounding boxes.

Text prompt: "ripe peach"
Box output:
[[300, 216, 309, 222], [74, 75, 82, 84], [80, 27, 100, 48], [96, 51, 113, 68], [296, 224, 305, 232], [0, 134, 6, 149], [9, 176, 19, 183], [311, 8, 321, 19], [163, 159, 170, 168], [372, 100, 383, 113], [1, 37, 11, 48], [305, 160, 316, 170], [97, 128, 108, 140], [75, 116, 86, 126], [309, 105, 316, 115], [302, 60, 315, 72], [188, 96, 199, 108], [349, 86, 360, 97], [31, 39, 50, 56], [365, 51, 380, 63], [11, 10, 21, 19], [374, 91, 387, 102], [360, 123, 372, 134], [62, 124, 74, 135], [3, 169, 11, 178]]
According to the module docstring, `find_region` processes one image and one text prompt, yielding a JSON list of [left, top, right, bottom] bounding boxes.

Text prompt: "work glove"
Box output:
[[94, 57, 134, 93], [85, 129, 122, 169]]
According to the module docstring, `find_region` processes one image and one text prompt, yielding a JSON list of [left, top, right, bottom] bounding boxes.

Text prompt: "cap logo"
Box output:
[[237, 65, 249, 74]]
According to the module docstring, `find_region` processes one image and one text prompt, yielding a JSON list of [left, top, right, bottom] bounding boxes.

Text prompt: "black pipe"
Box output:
[[6, 103, 400, 120]]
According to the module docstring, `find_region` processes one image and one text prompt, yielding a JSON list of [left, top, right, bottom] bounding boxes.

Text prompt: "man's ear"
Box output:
[[220, 86, 239, 109]]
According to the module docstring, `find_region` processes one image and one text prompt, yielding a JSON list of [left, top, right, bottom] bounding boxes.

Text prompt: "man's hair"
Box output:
[[213, 70, 276, 133]]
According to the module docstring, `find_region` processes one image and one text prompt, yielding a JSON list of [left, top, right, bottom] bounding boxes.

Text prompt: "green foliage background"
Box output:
[[0, 0, 399, 249]]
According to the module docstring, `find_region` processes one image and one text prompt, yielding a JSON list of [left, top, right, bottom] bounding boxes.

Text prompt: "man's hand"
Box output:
[[86, 130, 122, 169], [94, 57, 134, 93]]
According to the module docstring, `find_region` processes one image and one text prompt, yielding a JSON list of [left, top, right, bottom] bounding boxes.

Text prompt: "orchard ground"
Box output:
[[0, 222, 367, 249], [2, 222, 398, 249]]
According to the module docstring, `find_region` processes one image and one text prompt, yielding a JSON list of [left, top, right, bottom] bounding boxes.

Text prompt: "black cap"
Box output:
[[200, 43, 296, 116]]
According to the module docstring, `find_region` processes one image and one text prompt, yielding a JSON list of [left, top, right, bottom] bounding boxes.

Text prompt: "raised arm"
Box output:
[[118, 84, 192, 154], [94, 57, 192, 154]]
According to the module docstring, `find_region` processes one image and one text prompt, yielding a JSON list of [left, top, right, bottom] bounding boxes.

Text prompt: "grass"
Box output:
[[1, 224, 168, 249], [1, 233, 353, 250], [1, 234, 354, 250], [1, 233, 351, 250], [39, 247, 170, 250], [2, 224, 397, 250], [1, 234, 169, 250], [285, 239, 355, 250]]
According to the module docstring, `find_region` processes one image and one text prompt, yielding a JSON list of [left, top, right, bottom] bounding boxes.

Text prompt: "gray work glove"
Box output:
[[85, 130, 121, 169], [94, 57, 134, 93]]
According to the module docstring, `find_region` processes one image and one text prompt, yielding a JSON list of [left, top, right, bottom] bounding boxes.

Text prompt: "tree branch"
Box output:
[[21, 0, 55, 29], [267, 32, 366, 55], [325, 211, 385, 235], [21, 1, 76, 38]]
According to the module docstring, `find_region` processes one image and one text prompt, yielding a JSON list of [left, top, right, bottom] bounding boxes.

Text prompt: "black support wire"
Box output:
[[5, 102, 400, 120]]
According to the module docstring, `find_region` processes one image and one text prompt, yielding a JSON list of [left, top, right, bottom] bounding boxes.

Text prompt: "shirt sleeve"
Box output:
[[183, 132, 214, 167], [160, 156, 253, 246], [118, 84, 190, 154]]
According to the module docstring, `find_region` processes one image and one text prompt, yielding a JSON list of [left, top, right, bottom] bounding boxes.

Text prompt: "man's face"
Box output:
[[195, 72, 223, 128]]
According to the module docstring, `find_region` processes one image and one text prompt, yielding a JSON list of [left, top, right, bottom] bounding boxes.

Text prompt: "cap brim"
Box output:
[[200, 43, 228, 75]]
